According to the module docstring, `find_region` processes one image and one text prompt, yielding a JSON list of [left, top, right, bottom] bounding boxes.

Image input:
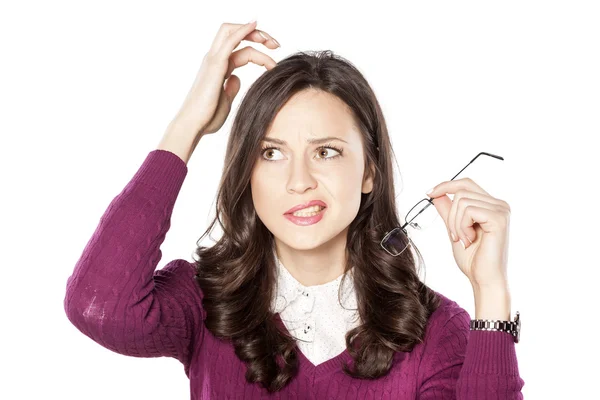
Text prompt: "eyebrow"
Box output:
[[261, 136, 349, 146]]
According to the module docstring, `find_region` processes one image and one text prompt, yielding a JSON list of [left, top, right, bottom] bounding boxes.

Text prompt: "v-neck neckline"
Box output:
[[273, 313, 353, 377]]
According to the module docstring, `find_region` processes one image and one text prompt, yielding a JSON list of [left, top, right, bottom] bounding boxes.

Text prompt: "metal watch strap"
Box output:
[[469, 310, 520, 343]]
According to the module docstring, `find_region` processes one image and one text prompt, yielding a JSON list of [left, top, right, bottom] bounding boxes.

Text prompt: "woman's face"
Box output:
[[250, 88, 374, 251]]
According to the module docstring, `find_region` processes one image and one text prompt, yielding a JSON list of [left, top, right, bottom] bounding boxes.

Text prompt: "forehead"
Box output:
[[264, 89, 360, 144]]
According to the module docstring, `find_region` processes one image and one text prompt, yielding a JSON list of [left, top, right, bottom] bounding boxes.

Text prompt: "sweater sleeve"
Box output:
[[63, 149, 204, 377], [418, 310, 525, 399]]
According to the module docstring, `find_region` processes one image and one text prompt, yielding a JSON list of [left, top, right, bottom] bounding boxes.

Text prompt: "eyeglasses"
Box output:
[[380, 152, 504, 257]]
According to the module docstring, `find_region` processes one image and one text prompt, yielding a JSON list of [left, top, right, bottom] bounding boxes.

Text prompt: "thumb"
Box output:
[[429, 194, 454, 240], [224, 74, 241, 102]]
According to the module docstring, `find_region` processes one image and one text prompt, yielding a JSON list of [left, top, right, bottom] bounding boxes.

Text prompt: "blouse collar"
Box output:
[[270, 250, 358, 317]]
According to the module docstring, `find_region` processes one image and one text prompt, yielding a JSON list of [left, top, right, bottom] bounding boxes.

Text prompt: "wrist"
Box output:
[[165, 115, 205, 139], [471, 283, 511, 321], [158, 121, 204, 165]]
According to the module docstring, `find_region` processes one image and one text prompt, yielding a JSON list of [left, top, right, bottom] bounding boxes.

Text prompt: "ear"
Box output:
[[361, 162, 376, 194]]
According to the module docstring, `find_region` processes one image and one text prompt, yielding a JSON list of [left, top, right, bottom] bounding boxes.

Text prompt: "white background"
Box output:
[[2, 1, 598, 399]]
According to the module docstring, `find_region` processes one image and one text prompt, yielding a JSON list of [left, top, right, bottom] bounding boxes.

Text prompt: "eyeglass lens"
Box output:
[[381, 200, 440, 256]]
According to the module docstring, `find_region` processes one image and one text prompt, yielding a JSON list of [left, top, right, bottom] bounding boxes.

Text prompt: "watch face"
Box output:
[[515, 311, 521, 343]]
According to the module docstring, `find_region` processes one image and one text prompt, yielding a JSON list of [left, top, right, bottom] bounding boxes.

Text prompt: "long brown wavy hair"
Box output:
[[192, 49, 441, 392]]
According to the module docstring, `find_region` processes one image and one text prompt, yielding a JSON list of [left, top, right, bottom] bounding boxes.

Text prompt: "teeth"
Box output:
[[291, 205, 324, 217]]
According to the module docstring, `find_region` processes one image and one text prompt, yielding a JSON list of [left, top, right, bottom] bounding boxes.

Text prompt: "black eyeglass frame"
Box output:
[[380, 151, 505, 257]]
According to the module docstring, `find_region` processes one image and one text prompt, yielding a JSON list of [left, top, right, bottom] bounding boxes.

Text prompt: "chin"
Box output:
[[278, 233, 326, 250], [273, 225, 345, 252]]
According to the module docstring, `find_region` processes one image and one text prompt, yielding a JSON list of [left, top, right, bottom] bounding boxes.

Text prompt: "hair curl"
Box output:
[[193, 50, 441, 392]]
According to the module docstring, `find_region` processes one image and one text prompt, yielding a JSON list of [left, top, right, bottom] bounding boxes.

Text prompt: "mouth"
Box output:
[[284, 200, 328, 215], [283, 206, 327, 226]]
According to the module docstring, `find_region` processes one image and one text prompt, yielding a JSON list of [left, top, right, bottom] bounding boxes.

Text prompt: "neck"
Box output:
[[273, 228, 349, 286]]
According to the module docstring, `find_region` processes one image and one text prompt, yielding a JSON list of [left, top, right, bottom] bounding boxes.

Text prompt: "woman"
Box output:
[[64, 20, 525, 399]]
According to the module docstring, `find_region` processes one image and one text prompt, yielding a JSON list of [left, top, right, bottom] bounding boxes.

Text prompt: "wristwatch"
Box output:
[[470, 310, 521, 343]]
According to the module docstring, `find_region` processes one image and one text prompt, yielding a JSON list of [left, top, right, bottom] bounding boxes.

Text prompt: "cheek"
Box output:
[[336, 183, 363, 216], [250, 176, 268, 209], [250, 174, 278, 224], [250, 164, 363, 213], [323, 172, 363, 214]]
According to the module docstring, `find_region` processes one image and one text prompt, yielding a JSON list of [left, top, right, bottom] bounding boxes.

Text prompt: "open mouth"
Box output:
[[286, 205, 326, 217], [284, 206, 327, 226]]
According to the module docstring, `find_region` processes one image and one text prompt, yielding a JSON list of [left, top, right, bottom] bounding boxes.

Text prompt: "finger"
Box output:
[[242, 29, 280, 49], [448, 190, 505, 244], [427, 177, 491, 198], [223, 74, 241, 102], [447, 190, 466, 242], [430, 195, 454, 241], [459, 205, 503, 236], [224, 46, 277, 79], [455, 198, 500, 246], [211, 21, 258, 59]]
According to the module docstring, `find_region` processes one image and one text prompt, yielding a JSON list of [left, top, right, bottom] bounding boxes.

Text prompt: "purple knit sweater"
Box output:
[[64, 149, 525, 399]]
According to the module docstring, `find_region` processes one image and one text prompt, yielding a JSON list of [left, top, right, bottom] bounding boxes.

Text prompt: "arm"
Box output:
[[63, 148, 204, 376], [418, 308, 525, 399]]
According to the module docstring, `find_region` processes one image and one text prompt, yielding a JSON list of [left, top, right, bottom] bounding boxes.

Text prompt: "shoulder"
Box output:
[[415, 291, 473, 391], [153, 259, 206, 313], [423, 290, 471, 345], [154, 258, 198, 282]]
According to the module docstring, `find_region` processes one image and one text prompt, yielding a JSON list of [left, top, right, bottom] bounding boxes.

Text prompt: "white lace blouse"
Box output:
[[270, 252, 361, 366]]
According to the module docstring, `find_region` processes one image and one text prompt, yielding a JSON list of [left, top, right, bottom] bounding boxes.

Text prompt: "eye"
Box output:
[[261, 146, 284, 161], [260, 144, 344, 162], [315, 146, 342, 160]]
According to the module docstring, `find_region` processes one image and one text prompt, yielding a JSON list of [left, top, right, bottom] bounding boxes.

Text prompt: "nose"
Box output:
[[286, 158, 317, 194]]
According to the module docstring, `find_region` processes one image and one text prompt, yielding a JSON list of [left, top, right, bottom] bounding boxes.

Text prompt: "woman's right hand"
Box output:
[[171, 21, 279, 137]]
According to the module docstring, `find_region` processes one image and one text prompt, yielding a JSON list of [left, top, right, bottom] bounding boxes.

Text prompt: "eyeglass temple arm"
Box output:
[[399, 152, 504, 232], [449, 151, 504, 182]]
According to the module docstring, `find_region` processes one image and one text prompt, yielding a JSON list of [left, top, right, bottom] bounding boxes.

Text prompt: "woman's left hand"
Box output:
[[426, 178, 511, 288]]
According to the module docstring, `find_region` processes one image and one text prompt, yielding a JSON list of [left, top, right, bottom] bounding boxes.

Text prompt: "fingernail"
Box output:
[[258, 31, 269, 40], [451, 232, 457, 241], [247, 19, 257, 25], [460, 239, 465, 249], [272, 37, 280, 47], [426, 187, 434, 196]]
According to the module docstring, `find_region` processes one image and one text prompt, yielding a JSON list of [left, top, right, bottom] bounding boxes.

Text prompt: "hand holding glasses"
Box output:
[[380, 152, 504, 257]]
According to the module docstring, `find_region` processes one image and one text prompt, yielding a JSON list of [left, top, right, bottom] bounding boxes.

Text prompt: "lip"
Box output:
[[284, 200, 328, 215], [284, 207, 327, 226]]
